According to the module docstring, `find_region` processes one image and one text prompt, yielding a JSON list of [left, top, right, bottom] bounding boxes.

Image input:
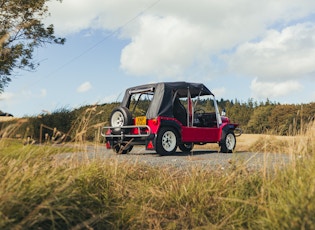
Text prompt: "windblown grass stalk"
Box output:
[[0, 143, 262, 229], [0, 122, 314, 229], [259, 121, 315, 229], [249, 121, 315, 156]]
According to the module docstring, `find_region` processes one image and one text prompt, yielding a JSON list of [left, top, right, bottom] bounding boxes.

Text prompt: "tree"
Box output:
[[247, 104, 275, 134], [0, 0, 65, 92]]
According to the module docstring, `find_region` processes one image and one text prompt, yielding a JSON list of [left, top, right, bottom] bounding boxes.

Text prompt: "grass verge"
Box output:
[[0, 122, 314, 229]]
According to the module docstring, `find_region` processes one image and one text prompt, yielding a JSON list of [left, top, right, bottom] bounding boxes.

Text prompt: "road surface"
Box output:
[[54, 145, 295, 171]]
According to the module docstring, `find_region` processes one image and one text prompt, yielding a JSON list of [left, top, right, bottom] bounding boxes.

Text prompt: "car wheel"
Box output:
[[220, 130, 236, 153], [113, 143, 133, 154], [179, 143, 194, 152], [156, 127, 178, 156], [110, 106, 132, 134]]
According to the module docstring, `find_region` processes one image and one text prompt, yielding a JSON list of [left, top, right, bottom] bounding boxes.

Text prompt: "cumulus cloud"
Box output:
[[45, 0, 160, 35], [41, 0, 315, 103], [120, 15, 213, 77], [250, 78, 303, 99], [77, 82, 92, 93], [46, 0, 315, 79], [226, 23, 315, 81]]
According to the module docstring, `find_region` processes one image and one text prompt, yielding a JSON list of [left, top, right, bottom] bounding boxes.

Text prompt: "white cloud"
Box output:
[[41, 0, 315, 106], [77, 82, 92, 93], [45, 0, 160, 35], [46, 0, 315, 78], [250, 78, 303, 99], [0, 92, 14, 101], [120, 15, 213, 77], [226, 22, 315, 81], [47, 0, 315, 36]]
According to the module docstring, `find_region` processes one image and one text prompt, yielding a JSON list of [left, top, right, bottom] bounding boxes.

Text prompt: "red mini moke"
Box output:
[[102, 82, 241, 155]]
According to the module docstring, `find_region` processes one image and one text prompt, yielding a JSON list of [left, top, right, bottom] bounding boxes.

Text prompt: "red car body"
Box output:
[[102, 82, 241, 155]]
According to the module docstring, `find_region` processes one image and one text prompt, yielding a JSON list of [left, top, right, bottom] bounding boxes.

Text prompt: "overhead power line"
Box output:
[[24, 0, 162, 87]]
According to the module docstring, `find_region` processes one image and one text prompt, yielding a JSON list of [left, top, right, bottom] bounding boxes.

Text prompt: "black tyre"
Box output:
[[179, 143, 194, 152], [156, 127, 178, 156], [110, 106, 132, 134], [113, 143, 133, 154], [220, 130, 236, 153]]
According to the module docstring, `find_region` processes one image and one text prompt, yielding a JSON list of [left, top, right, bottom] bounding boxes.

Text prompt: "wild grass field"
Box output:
[[0, 122, 314, 229]]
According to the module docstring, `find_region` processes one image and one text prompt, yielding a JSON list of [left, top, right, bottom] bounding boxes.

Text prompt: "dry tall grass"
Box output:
[[0, 122, 314, 229]]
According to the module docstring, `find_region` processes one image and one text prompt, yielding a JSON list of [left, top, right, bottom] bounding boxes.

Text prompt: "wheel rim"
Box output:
[[162, 131, 176, 152], [111, 111, 124, 127], [226, 133, 235, 150]]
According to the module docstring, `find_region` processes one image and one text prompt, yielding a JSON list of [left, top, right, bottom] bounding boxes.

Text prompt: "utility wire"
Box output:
[[25, 0, 162, 85]]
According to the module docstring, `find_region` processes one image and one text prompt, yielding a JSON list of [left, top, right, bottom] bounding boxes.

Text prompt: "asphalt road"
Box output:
[[55, 145, 294, 171]]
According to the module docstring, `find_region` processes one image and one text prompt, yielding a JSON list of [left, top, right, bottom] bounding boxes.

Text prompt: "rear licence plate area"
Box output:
[[135, 116, 147, 125]]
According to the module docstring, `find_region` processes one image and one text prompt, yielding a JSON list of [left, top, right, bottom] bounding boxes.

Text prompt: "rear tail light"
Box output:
[[151, 118, 158, 125]]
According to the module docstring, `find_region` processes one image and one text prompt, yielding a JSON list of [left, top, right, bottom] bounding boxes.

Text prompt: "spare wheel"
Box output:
[[110, 106, 132, 134]]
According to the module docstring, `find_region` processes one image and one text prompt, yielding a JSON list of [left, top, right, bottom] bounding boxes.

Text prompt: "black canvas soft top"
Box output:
[[121, 82, 213, 119]]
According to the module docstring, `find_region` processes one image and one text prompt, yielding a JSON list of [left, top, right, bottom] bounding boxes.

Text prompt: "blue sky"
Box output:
[[1, 0, 315, 117]]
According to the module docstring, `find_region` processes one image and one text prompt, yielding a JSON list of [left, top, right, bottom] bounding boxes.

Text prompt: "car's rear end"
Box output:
[[101, 108, 162, 153]]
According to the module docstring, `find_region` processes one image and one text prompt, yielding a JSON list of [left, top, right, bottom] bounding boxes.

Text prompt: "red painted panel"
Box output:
[[182, 127, 221, 143], [147, 118, 160, 133]]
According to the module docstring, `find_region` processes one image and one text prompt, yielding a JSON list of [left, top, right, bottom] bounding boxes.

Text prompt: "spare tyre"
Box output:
[[110, 106, 132, 134]]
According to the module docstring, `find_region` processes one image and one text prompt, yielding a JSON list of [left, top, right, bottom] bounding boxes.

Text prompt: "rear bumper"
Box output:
[[101, 125, 152, 138], [101, 125, 155, 149]]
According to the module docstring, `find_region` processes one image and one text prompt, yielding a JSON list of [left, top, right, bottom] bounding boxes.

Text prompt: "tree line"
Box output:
[[1, 99, 314, 142], [218, 99, 315, 135]]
